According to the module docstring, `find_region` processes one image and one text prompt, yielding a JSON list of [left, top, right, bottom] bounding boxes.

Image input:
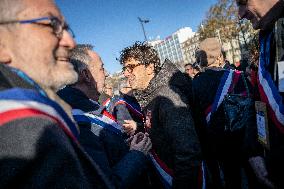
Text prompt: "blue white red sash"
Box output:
[[0, 88, 79, 142], [149, 150, 173, 188], [113, 98, 144, 120], [205, 69, 240, 124], [72, 108, 123, 135], [258, 31, 284, 133], [149, 150, 206, 189], [105, 97, 144, 121]]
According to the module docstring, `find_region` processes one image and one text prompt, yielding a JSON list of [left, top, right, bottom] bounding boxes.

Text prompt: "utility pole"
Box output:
[[138, 17, 149, 41]]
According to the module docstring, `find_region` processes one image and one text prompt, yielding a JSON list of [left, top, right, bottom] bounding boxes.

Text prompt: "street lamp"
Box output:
[[138, 17, 149, 41]]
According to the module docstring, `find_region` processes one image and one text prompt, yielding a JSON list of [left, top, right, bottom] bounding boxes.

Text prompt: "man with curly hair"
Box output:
[[119, 42, 203, 188]]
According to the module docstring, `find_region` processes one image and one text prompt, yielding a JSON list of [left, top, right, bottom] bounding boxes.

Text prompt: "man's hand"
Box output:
[[123, 120, 137, 136], [248, 156, 275, 189], [129, 132, 152, 156]]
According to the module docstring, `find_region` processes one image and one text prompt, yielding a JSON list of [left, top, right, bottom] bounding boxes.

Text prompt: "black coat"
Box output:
[[134, 60, 202, 189], [192, 68, 261, 159], [0, 64, 113, 189], [259, 13, 284, 188]]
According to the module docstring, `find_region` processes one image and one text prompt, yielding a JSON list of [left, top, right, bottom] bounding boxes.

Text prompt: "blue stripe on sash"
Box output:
[[0, 88, 79, 139], [73, 114, 122, 135]]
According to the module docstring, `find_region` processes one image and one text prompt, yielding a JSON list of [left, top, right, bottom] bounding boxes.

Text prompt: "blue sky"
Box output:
[[56, 0, 216, 74]]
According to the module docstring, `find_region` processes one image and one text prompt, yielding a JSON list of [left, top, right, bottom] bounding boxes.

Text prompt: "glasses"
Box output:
[[122, 63, 143, 73], [0, 16, 75, 38]]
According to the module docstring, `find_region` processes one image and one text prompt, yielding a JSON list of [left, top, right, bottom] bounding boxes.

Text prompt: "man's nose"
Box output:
[[59, 30, 76, 49]]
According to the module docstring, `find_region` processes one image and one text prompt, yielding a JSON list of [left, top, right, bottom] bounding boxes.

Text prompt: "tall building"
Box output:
[[148, 27, 194, 67], [181, 33, 200, 64]]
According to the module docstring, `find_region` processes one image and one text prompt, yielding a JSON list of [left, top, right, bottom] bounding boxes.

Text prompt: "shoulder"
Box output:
[[157, 85, 189, 108]]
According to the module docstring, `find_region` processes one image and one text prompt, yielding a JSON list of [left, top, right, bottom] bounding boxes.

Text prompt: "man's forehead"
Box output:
[[20, 0, 63, 19], [125, 57, 139, 65]]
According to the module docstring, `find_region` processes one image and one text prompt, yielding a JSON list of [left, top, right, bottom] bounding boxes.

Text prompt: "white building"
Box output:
[[148, 27, 195, 66]]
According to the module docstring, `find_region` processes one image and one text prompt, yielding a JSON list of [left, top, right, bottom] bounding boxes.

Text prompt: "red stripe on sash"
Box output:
[[114, 100, 144, 120], [0, 108, 78, 142], [257, 79, 284, 133], [151, 150, 173, 176], [102, 109, 116, 121], [228, 71, 241, 93], [204, 105, 212, 116]]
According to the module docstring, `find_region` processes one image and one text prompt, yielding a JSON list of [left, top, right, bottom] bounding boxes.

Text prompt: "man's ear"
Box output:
[[216, 54, 223, 66], [0, 44, 12, 64], [82, 69, 91, 83], [146, 63, 155, 75]]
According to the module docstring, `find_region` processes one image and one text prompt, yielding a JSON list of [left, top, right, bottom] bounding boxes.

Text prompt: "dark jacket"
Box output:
[[134, 60, 202, 189], [58, 86, 148, 189], [259, 9, 284, 187], [192, 68, 261, 159], [192, 68, 262, 189], [0, 64, 113, 189]]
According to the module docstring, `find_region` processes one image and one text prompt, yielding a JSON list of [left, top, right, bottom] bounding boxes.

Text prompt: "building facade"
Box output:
[[181, 33, 200, 64], [148, 27, 194, 68]]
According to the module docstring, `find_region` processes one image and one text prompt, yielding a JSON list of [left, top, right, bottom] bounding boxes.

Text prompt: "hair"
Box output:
[[119, 41, 161, 73], [70, 44, 94, 73], [0, 0, 24, 20], [195, 49, 208, 68], [184, 63, 193, 68], [192, 62, 201, 71], [0, 0, 25, 32]]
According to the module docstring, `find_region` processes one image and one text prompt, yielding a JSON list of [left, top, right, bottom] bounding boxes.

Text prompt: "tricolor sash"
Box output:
[[0, 88, 79, 142], [105, 97, 144, 121], [72, 108, 123, 135], [113, 98, 144, 120], [149, 150, 173, 189], [149, 150, 206, 189], [205, 69, 242, 124], [258, 31, 284, 133]]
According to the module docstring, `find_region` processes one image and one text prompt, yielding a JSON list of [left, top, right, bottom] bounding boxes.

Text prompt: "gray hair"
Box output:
[[0, 0, 25, 22], [70, 44, 94, 73]]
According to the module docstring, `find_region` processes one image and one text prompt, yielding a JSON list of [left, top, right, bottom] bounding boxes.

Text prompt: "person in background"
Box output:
[[105, 79, 144, 136], [185, 63, 200, 79], [192, 38, 264, 189], [185, 63, 195, 78]]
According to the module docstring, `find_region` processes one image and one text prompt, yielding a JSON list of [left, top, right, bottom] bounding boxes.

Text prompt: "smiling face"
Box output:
[[123, 58, 154, 90], [0, 0, 77, 91]]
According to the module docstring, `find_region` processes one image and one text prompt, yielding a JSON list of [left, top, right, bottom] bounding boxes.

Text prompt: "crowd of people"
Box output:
[[0, 0, 283, 189]]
